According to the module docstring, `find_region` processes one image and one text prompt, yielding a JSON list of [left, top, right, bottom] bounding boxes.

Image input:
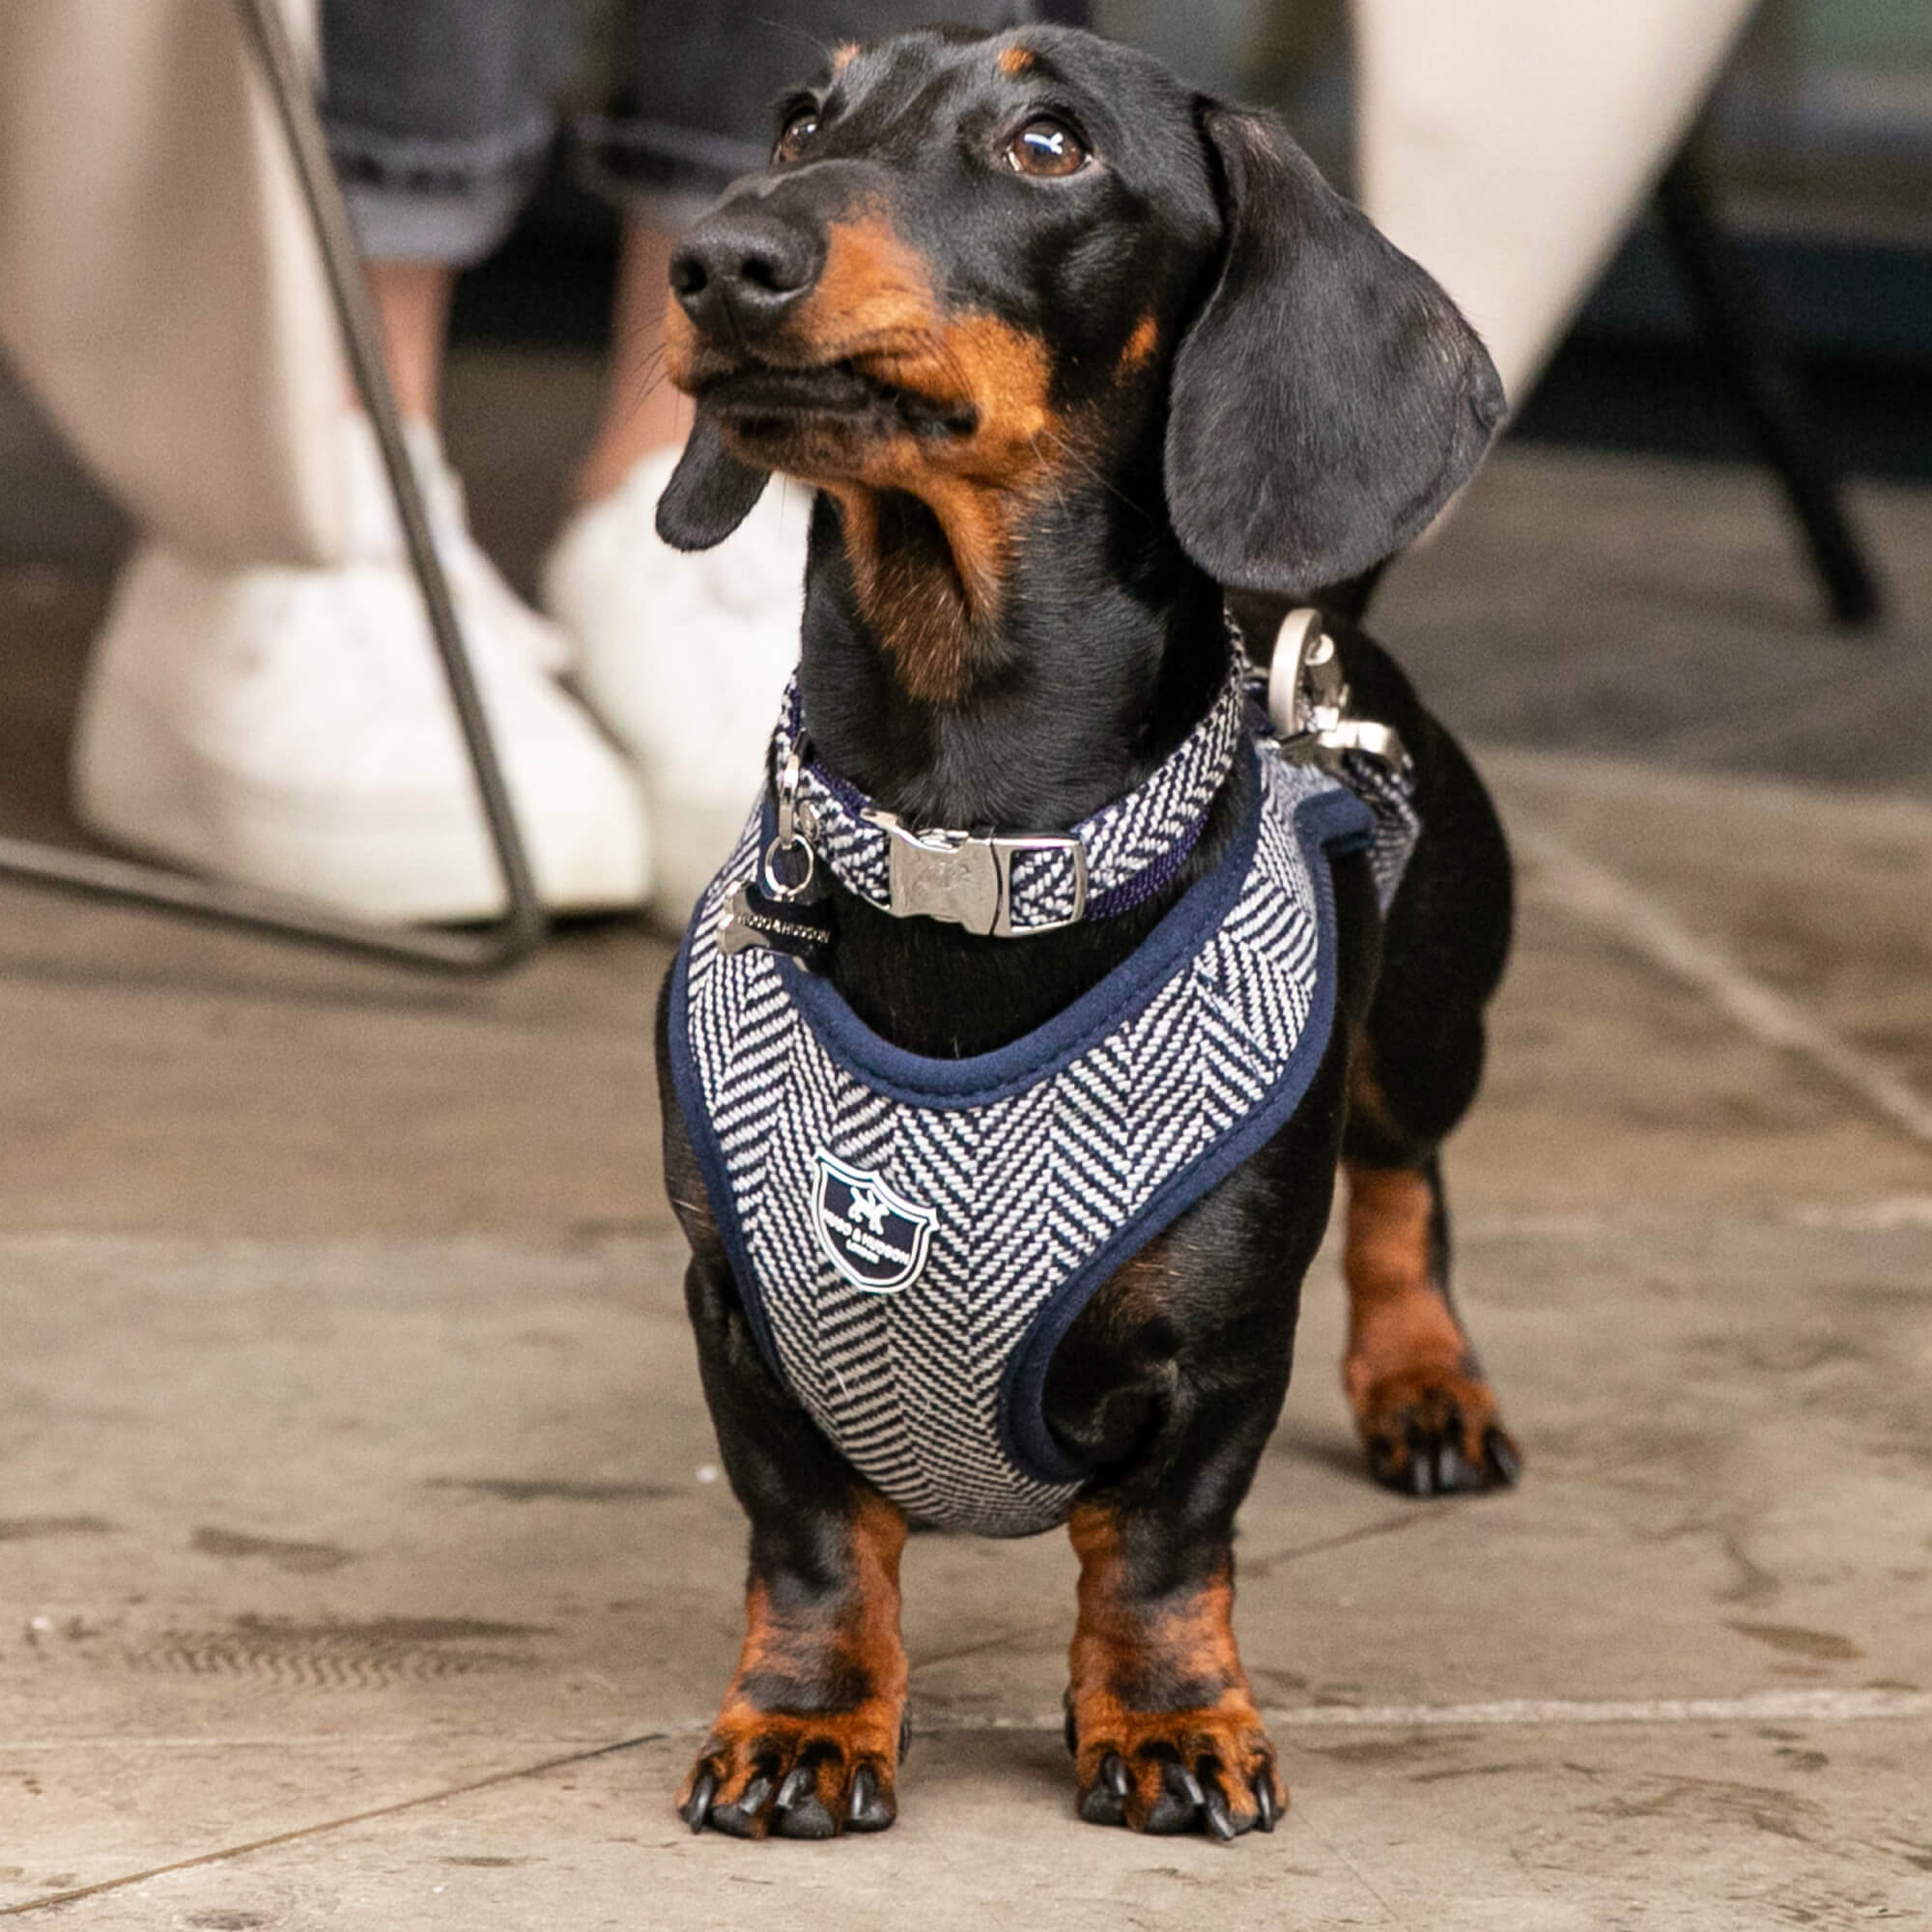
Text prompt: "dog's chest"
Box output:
[[669, 743, 1402, 1537]]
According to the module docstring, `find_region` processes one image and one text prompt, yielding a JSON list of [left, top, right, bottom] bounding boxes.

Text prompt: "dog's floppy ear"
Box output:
[[655, 415, 772, 551], [1165, 104, 1504, 597]]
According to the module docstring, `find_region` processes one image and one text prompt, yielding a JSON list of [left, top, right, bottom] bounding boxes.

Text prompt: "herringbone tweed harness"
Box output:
[[669, 682, 1416, 1538]]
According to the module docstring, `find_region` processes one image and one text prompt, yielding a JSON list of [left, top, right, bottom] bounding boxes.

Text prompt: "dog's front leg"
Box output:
[[677, 1255, 910, 1839], [1065, 1497, 1286, 1840]]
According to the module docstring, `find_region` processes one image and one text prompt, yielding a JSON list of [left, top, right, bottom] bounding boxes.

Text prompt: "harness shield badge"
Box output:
[[811, 1153, 935, 1293]]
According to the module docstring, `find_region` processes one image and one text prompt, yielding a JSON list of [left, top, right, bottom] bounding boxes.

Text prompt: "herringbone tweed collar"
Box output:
[[768, 633, 1252, 937]]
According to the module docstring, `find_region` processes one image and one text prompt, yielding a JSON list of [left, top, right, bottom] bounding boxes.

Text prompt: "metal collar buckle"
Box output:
[[863, 810, 1089, 938]]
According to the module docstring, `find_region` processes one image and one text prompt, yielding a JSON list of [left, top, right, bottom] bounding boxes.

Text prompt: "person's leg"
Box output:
[[1351, 0, 1758, 412], [319, 0, 585, 665], [324, 0, 574, 416], [572, 223, 685, 506], [73, 0, 650, 923], [366, 260, 456, 424]]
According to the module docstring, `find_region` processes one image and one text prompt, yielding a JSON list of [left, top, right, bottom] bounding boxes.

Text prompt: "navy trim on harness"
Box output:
[[667, 745, 1376, 1495], [785, 747, 1267, 1109], [1003, 781, 1371, 1483], [668, 929, 786, 1384]]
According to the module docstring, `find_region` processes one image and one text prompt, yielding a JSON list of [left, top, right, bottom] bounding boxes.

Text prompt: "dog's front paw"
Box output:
[[678, 1705, 907, 1839], [1353, 1365, 1520, 1497], [1341, 1164, 1521, 1498], [1067, 1698, 1285, 1841]]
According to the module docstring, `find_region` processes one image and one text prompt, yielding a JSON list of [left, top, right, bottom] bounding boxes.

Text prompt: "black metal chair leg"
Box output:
[[1654, 145, 1882, 629], [0, 0, 549, 973]]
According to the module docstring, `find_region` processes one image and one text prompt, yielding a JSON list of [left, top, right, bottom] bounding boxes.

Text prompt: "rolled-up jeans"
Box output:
[[323, 0, 1038, 267]]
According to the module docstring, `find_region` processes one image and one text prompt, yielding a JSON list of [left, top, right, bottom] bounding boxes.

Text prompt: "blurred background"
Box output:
[[5, 8, 1931, 1921], [1127, 0, 1932, 478], [3, 0, 1929, 857]]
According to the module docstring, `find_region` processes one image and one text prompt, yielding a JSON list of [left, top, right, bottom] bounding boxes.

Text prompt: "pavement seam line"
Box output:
[[1458, 1197, 1932, 1238], [913, 1690, 1932, 1731], [1516, 824, 1932, 1151], [1284, 1794, 1412, 1928], [10, 1689, 1926, 1756], [1240, 1508, 1431, 1580], [0, 1730, 666, 1918], [1259, 1690, 1932, 1728]]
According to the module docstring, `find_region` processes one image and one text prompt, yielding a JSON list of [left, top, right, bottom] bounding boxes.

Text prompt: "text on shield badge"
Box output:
[[810, 1151, 935, 1293]]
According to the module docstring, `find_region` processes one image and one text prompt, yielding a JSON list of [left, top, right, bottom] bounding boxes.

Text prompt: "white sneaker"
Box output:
[[72, 414, 649, 924], [542, 446, 810, 922]]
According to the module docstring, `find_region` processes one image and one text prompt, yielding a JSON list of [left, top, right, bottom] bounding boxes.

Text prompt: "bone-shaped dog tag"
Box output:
[[716, 882, 833, 968]]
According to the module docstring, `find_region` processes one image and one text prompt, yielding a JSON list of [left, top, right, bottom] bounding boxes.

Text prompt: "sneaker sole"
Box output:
[[73, 682, 648, 925]]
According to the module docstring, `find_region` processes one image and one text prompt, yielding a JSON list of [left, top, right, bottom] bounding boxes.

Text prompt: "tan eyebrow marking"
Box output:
[[1120, 312, 1160, 372], [832, 43, 861, 72], [998, 45, 1037, 76]]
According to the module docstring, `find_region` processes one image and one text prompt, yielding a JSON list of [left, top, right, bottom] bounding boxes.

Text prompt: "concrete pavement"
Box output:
[[5, 737, 1930, 1928]]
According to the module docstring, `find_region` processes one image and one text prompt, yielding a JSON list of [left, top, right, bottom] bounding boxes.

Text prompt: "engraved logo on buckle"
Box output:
[[869, 813, 1002, 934], [866, 810, 1087, 937], [889, 832, 1000, 932]]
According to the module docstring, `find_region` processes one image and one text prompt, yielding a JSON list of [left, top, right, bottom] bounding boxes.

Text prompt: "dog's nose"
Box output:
[[670, 209, 824, 340]]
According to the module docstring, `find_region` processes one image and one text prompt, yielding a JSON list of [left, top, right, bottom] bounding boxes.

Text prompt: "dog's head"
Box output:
[[659, 25, 1501, 674]]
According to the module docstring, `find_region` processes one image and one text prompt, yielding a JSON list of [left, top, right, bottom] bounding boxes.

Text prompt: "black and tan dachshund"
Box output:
[[654, 22, 1518, 1841]]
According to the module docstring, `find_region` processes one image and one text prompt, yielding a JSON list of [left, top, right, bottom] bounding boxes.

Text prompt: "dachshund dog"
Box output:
[[654, 22, 1518, 1842]]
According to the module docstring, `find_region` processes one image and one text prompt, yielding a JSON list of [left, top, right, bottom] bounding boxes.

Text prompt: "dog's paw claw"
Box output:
[[1144, 1760, 1202, 1834], [1356, 1369, 1521, 1499], [1484, 1424, 1522, 1487], [1079, 1753, 1130, 1827], [848, 1765, 894, 1833], [1435, 1435, 1472, 1492], [682, 1769, 718, 1833], [774, 1789, 837, 1839], [1202, 1776, 1239, 1842], [676, 1712, 902, 1839], [1254, 1775, 1279, 1833], [1071, 1711, 1284, 1840], [704, 1788, 768, 1839]]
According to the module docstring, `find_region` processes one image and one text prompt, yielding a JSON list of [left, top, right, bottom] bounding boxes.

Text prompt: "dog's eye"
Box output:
[[1006, 117, 1087, 179], [774, 107, 821, 164]]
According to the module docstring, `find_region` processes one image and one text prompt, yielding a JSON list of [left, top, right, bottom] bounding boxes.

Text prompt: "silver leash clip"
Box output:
[[715, 738, 834, 966], [1266, 608, 1411, 780]]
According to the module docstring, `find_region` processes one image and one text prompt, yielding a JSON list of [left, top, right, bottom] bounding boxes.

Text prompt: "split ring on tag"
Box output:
[[761, 834, 817, 902], [760, 741, 821, 901]]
